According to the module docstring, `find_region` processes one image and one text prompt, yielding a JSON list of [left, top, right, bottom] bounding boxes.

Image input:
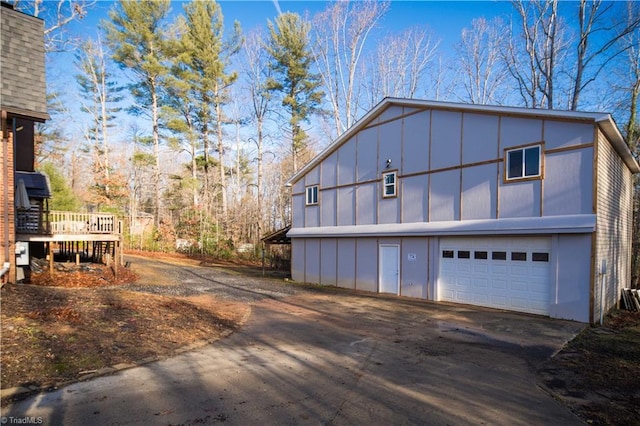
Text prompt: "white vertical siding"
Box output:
[[356, 127, 378, 181], [321, 152, 337, 188], [461, 164, 498, 220], [320, 239, 337, 286], [498, 172, 542, 218], [337, 137, 357, 186], [356, 239, 377, 292], [401, 175, 428, 223], [291, 239, 305, 282], [305, 166, 320, 185], [292, 195, 305, 228], [544, 120, 593, 150], [379, 196, 400, 224], [429, 170, 460, 221], [379, 119, 402, 172], [356, 183, 377, 224], [500, 117, 543, 149], [321, 189, 336, 226], [305, 205, 320, 227], [551, 234, 591, 322], [337, 187, 355, 226], [401, 238, 429, 299], [337, 239, 356, 288], [595, 131, 634, 321], [462, 113, 499, 164], [304, 239, 321, 284], [544, 149, 593, 215], [430, 111, 462, 170], [402, 111, 430, 175]]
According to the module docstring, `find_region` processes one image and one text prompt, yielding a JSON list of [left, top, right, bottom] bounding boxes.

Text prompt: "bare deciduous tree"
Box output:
[[242, 29, 274, 237], [570, 0, 640, 111], [454, 17, 509, 105], [14, 0, 96, 51], [312, 0, 389, 136], [364, 26, 439, 110], [506, 0, 564, 109]]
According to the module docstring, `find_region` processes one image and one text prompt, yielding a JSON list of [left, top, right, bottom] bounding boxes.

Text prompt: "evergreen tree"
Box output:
[[183, 0, 241, 218], [40, 162, 81, 211], [265, 12, 323, 172], [102, 0, 171, 227]]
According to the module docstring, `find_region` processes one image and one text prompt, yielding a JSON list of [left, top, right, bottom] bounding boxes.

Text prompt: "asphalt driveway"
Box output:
[[3, 256, 585, 425]]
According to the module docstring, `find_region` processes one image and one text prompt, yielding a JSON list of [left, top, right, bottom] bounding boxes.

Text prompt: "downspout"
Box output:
[[2, 111, 10, 269]]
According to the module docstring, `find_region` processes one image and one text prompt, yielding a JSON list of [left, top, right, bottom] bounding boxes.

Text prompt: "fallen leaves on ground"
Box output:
[[0, 263, 249, 395], [539, 310, 640, 426]]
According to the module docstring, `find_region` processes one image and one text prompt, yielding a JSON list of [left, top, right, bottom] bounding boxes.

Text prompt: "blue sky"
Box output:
[[46, 0, 517, 143], [64, 1, 515, 51]]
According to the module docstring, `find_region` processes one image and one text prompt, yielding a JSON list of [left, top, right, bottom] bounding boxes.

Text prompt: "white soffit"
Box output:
[[287, 214, 597, 238]]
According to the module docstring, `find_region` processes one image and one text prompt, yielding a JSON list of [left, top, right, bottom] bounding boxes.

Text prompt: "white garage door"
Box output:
[[438, 237, 551, 315]]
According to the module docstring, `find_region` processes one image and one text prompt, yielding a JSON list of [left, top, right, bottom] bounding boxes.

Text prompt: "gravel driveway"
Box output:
[[118, 254, 302, 301], [5, 254, 586, 425]]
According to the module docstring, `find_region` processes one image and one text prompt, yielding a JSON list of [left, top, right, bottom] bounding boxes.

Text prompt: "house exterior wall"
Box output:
[[551, 234, 592, 323], [295, 107, 596, 229], [595, 130, 634, 322], [0, 5, 47, 119], [288, 101, 637, 323]]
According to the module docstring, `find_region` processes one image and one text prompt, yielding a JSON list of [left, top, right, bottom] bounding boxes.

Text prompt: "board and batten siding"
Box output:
[[595, 130, 634, 322], [292, 108, 595, 227], [290, 237, 432, 299]]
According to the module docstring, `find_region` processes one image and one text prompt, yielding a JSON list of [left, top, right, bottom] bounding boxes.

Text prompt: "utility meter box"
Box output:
[[15, 241, 29, 266]]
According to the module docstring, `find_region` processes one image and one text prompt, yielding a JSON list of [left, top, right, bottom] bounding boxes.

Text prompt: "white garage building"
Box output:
[[286, 99, 639, 323]]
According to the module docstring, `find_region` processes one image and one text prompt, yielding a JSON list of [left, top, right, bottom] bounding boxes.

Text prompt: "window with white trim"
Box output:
[[505, 144, 542, 181], [305, 185, 318, 205], [382, 171, 397, 198]]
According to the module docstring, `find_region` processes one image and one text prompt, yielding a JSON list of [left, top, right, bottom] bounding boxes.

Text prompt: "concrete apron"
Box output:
[[2, 293, 585, 425]]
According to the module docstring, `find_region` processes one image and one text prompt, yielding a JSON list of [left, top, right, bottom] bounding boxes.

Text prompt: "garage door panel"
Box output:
[[439, 237, 551, 315], [492, 279, 508, 290], [490, 295, 508, 307]]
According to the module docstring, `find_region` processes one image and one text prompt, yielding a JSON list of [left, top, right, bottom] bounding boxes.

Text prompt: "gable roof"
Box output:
[[286, 98, 640, 186]]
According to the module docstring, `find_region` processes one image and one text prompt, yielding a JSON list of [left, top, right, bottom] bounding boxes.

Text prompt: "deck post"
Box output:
[[48, 242, 53, 276]]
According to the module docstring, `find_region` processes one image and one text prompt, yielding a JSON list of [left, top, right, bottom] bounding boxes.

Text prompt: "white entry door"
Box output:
[[379, 244, 400, 295]]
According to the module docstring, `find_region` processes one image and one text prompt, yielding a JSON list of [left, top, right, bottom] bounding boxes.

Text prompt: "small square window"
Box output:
[[382, 171, 397, 198], [492, 251, 507, 260], [458, 250, 470, 259], [532, 252, 549, 262], [506, 145, 541, 180], [305, 185, 318, 205], [511, 252, 527, 261], [474, 251, 488, 260], [442, 250, 454, 258]]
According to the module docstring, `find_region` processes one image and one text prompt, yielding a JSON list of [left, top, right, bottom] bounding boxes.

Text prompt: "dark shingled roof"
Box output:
[[261, 226, 291, 245]]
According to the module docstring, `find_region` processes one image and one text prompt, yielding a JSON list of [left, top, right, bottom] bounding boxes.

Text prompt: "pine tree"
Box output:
[[265, 12, 323, 172], [102, 0, 171, 227]]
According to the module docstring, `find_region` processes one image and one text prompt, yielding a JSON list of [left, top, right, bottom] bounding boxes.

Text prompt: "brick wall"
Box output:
[[595, 130, 634, 321], [1, 124, 15, 283]]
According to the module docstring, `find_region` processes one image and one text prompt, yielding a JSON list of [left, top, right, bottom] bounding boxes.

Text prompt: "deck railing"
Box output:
[[16, 210, 121, 236]]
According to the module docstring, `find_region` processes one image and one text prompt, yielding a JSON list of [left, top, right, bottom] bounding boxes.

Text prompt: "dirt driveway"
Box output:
[[3, 255, 585, 425]]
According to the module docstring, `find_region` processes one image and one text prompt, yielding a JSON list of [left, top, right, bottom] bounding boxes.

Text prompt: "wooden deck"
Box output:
[[16, 211, 122, 242]]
